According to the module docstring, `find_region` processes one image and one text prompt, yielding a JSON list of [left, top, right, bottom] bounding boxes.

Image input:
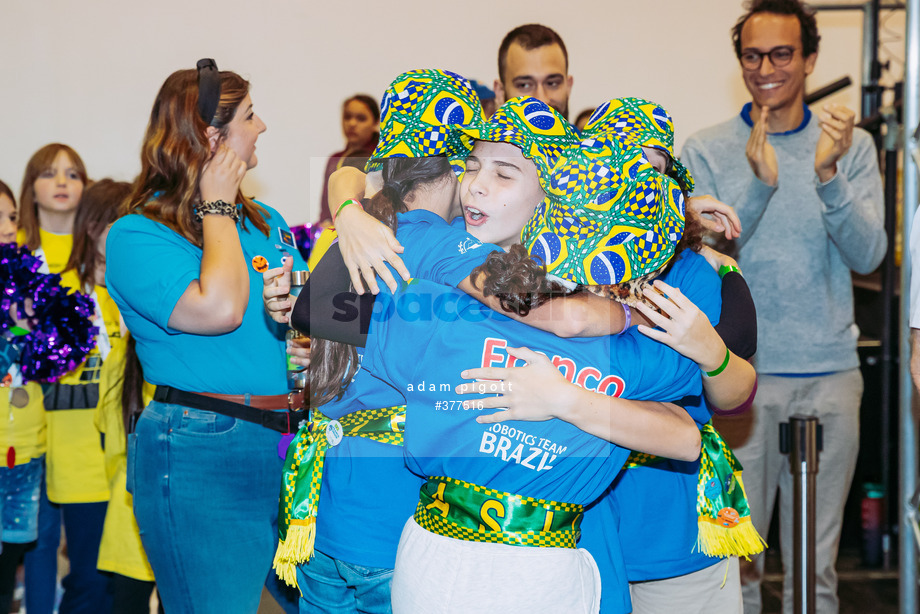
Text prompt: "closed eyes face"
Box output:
[[460, 140, 545, 249]]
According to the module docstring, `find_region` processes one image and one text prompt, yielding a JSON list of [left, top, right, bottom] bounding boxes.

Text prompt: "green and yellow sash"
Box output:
[[414, 475, 583, 549], [273, 405, 405, 587], [625, 421, 766, 559]]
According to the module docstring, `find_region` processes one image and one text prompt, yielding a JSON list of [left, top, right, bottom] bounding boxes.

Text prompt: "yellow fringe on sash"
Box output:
[[696, 516, 767, 560], [696, 471, 765, 560], [272, 518, 316, 587], [696, 464, 767, 560]]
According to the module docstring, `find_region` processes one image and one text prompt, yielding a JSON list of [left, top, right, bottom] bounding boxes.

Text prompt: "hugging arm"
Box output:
[[455, 346, 700, 461], [636, 279, 756, 413]]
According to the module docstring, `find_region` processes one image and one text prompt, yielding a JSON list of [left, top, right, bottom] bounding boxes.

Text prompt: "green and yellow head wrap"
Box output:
[[456, 96, 579, 182], [582, 97, 694, 192], [366, 69, 485, 177], [521, 131, 686, 285]]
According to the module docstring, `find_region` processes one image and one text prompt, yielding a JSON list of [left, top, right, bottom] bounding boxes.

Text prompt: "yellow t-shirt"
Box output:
[[306, 227, 338, 271], [19, 228, 112, 503], [94, 336, 155, 581], [0, 383, 46, 465]]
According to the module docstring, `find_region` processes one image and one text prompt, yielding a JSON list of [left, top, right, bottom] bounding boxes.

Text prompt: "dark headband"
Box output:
[[196, 58, 221, 125]]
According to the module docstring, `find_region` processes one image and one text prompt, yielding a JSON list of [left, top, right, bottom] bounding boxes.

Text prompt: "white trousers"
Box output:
[[391, 517, 602, 614]]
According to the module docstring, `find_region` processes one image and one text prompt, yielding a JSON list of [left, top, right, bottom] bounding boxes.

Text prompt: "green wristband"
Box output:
[[9, 326, 29, 337], [718, 264, 741, 279], [333, 199, 361, 222], [703, 347, 731, 378]]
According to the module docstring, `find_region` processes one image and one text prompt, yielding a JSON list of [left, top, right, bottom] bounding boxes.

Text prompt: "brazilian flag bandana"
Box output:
[[626, 421, 766, 559], [454, 96, 580, 182], [582, 97, 695, 192], [452, 95, 685, 286], [521, 132, 685, 286], [366, 69, 486, 179], [273, 405, 405, 586]]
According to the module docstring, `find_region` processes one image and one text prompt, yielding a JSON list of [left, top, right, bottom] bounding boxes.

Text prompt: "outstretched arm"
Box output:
[[328, 167, 409, 294], [287, 242, 373, 347], [459, 276, 630, 337]]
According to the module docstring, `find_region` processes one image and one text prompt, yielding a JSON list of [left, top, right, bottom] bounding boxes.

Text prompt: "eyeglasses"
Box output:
[[739, 46, 798, 70]]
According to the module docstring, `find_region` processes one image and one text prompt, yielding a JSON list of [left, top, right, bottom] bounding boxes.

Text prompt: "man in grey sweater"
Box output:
[[681, 1, 886, 613]]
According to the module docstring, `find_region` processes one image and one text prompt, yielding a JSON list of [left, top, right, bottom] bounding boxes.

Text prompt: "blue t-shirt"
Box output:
[[361, 278, 703, 477], [383, 209, 502, 285], [314, 357, 421, 569], [361, 279, 703, 612], [590, 251, 724, 600], [105, 202, 306, 394], [314, 209, 502, 568], [579, 250, 722, 614]]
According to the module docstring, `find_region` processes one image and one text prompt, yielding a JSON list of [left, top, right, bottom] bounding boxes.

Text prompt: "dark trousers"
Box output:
[[24, 475, 111, 614]]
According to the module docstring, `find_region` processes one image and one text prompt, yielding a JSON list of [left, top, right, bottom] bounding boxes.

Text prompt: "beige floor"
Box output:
[[258, 587, 287, 614]]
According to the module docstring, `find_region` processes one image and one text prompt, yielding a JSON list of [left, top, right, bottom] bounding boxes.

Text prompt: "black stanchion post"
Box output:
[[780, 416, 822, 614]]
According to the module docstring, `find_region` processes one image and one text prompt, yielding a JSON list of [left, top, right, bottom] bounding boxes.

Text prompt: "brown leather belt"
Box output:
[[153, 386, 307, 434], [196, 390, 305, 411]]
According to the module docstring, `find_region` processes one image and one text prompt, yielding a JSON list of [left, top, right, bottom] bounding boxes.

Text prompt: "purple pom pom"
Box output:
[[1, 243, 97, 383], [290, 223, 325, 262]]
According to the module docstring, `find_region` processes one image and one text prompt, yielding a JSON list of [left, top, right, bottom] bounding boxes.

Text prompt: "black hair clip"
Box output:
[[196, 58, 221, 125]]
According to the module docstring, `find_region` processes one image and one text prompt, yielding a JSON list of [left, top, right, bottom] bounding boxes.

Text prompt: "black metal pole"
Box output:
[[787, 416, 820, 614], [804, 77, 853, 106], [863, 0, 883, 123], [880, 108, 900, 568]]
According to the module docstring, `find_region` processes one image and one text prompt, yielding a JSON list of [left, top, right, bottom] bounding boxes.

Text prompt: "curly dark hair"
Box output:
[[731, 0, 821, 59], [470, 245, 571, 315]]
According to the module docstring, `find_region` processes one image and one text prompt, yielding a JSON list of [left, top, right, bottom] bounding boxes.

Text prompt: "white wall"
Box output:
[[0, 0, 904, 226]]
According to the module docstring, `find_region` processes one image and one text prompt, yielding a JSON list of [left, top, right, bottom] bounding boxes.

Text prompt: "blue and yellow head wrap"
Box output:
[[582, 97, 694, 192], [522, 131, 686, 285], [366, 69, 485, 177], [455, 97, 579, 184]]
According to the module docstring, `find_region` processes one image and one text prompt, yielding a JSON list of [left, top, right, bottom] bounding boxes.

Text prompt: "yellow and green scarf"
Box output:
[[626, 421, 766, 559], [273, 405, 405, 586]]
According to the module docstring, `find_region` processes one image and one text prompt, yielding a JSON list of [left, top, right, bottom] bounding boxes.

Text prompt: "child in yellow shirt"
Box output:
[[0, 179, 47, 613]]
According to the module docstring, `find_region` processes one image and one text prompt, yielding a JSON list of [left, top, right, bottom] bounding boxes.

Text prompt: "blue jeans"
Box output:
[[129, 401, 297, 614], [23, 467, 111, 614], [297, 548, 393, 614], [0, 457, 43, 543]]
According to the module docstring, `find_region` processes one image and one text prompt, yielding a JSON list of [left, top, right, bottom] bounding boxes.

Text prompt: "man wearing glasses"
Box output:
[[681, 1, 886, 613]]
